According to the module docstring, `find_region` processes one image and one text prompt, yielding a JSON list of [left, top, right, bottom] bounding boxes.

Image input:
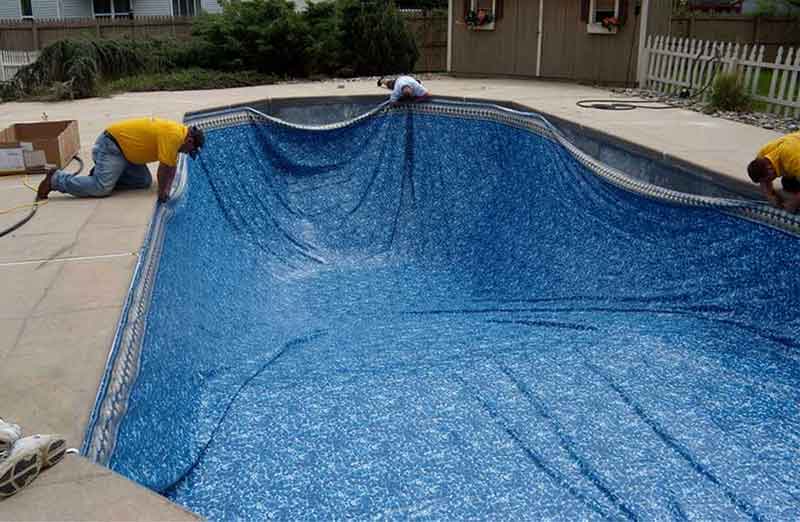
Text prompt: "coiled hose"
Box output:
[[0, 156, 84, 239], [576, 47, 724, 111]]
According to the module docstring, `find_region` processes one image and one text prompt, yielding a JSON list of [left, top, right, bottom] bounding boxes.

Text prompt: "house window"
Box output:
[[94, 0, 132, 18], [586, 0, 620, 34], [114, 0, 132, 16], [592, 0, 617, 23], [20, 0, 33, 18], [464, 0, 498, 31], [173, 0, 201, 17]]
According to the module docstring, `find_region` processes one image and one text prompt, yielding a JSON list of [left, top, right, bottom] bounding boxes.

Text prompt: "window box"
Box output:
[[582, 0, 626, 35]]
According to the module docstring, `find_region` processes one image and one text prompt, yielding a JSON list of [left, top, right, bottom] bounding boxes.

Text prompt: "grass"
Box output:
[[753, 69, 800, 98], [98, 68, 278, 96]]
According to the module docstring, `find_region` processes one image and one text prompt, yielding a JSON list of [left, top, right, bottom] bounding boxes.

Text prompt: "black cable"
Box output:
[[577, 44, 724, 112], [0, 155, 84, 239], [576, 99, 679, 110], [0, 206, 38, 239]]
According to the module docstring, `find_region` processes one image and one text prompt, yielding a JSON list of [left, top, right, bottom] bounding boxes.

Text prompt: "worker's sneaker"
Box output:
[[18, 434, 66, 470], [36, 169, 56, 201], [0, 419, 22, 461], [0, 434, 66, 500], [0, 440, 42, 499]]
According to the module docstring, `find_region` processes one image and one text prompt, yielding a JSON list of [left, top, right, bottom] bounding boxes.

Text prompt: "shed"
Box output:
[[447, 0, 673, 85]]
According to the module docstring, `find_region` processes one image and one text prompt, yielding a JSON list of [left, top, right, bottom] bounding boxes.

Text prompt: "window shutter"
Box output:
[[580, 0, 590, 22], [618, 0, 628, 25], [495, 0, 503, 20], [463, 0, 470, 18]]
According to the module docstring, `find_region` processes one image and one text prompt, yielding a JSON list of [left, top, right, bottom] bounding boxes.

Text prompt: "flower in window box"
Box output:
[[601, 16, 621, 31]]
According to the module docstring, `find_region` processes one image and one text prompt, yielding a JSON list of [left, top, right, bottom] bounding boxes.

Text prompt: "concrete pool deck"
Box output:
[[0, 77, 785, 520]]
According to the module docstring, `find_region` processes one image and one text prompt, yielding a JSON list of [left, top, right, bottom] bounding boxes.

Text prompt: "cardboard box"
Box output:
[[0, 120, 80, 176]]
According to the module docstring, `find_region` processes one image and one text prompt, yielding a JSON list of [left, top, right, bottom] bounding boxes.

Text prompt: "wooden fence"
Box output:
[[670, 15, 800, 61], [644, 35, 800, 116], [405, 14, 447, 73], [0, 17, 195, 50], [0, 49, 38, 81]]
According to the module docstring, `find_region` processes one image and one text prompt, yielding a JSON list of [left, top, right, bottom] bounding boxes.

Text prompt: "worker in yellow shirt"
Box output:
[[37, 117, 204, 203], [747, 131, 800, 213]]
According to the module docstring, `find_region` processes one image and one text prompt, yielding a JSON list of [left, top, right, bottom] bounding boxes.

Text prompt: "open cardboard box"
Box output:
[[0, 120, 80, 176]]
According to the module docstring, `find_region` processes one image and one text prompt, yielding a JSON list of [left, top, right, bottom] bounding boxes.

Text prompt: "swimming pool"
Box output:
[[86, 101, 800, 520]]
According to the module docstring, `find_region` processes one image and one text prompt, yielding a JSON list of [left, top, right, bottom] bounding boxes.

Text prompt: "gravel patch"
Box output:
[[610, 87, 799, 134]]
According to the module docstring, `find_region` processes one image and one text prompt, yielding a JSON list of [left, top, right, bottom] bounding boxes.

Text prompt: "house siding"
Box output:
[[0, 1, 22, 18], [61, 0, 91, 18], [134, 0, 172, 16], [32, 0, 59, 17], [200, 0, 221, 14]]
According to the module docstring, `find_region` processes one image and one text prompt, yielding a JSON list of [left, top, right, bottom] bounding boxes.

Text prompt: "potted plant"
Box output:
[[601, 16, 621, 31]]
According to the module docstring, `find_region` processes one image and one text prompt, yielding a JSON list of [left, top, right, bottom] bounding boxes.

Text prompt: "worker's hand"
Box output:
[[769, 191, 784, 209], [783, 197, 800, 213], [158, 192, 169, 203]]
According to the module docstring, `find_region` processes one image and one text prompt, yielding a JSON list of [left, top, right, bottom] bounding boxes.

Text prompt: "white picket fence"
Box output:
[[0, 49, 38, 82], [644, 35, 800, 117]]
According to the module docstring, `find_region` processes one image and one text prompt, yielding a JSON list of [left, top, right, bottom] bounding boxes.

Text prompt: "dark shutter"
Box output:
[[618, 0, 629, 24], [495, 0, 503, 20], [579, 0, 590, 22], [463, 0, 470, 18]]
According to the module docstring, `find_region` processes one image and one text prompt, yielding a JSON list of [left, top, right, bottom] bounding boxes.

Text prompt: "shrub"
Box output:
[[304, 1, 342, 75], [337, 0, 419, 76], [191, 0, 310, 75], [710, 73, 752, 112], [6, 39, 175, 100]]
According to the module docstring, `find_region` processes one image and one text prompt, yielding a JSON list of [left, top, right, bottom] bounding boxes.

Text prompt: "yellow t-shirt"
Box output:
[[757, 131, 800, 179], [106, 118, 188, 167]]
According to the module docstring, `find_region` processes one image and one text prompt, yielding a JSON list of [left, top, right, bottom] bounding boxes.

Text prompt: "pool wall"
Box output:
[[185, 94, 763, 200]]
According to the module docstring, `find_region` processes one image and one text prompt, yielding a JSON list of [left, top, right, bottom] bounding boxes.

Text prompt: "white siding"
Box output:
[[200, 0, 220, 13], [61, 0, 91, 17], [133, 0, 171, 16], [0, 1, 22, 18], [32, 0, 59, 17]]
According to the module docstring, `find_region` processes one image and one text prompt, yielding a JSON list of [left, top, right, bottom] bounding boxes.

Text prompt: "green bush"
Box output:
[[194, 0, 418, 77], [305, 1, 342, 75], [710, 73, 752, 112], [6, 39, 179, 100], [191, 0, 310, 75], [338, 0, 419, 76]]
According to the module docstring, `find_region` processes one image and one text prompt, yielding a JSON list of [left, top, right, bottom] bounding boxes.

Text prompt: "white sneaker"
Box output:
[[14, 434, 67, 470], [0, 419, 22, 461], [0, 440, 41, 499], [0, 434, 66, 500]]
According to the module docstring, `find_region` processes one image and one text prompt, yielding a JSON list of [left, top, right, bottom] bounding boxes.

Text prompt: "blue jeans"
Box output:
[[51, 133, 152, 197]]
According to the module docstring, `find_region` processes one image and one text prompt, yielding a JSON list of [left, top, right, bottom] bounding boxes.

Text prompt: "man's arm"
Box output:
[[760, 179, 784, 209], [157, 163, 177, 202]]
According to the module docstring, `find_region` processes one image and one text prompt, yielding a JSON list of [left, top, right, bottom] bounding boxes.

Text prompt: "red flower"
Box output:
[[601, 17, 620, 30]]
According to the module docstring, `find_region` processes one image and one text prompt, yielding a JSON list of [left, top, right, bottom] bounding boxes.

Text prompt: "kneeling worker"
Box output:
[[747, 131, 800, 212], [38, 117, 204, 203], [378, 75, 430, 104]]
